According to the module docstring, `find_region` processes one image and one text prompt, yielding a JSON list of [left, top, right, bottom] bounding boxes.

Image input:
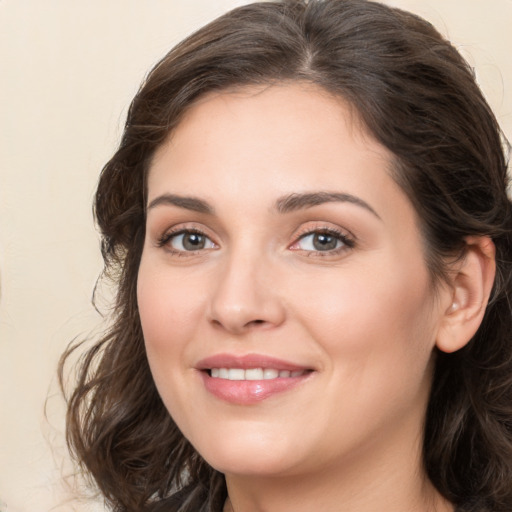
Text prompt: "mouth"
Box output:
[[208, 368, 309, 380], [196, 354, 315, 404]]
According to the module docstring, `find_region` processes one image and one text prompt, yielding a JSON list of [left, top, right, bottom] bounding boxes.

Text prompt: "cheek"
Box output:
[[137, 261, 207, 426], [137, 261, 205, 374], [290, 260, 437, 442], [290, 252, 437, 379]]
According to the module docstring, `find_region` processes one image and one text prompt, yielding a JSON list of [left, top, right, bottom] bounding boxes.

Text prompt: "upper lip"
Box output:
[[195, 353, 311, 372]]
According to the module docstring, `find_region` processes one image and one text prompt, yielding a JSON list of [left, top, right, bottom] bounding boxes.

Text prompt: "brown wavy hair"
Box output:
[[59, 1, 512, 511]]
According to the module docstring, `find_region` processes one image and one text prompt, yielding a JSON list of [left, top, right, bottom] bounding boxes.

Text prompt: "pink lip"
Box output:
[[196, 353, 309, 371], [195, 353, 314, 405]]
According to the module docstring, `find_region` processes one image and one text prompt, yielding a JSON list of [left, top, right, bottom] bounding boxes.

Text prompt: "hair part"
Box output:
[[60, 1, 512, 510]]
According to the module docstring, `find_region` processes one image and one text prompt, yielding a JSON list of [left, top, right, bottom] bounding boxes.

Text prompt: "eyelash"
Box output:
[[156, 226, 355, 256], [290, 226, 355, 257], [157, 228, 217, 255]]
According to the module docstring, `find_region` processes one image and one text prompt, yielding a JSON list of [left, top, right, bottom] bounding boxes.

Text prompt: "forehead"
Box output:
[[148, 83, 395, 197]]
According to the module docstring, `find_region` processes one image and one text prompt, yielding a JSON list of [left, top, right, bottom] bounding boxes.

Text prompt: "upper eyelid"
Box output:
[[156, 224, 217, 247], [157, 222, 215, 237], [297, 229, 351, 241], [292, 231, 354, 248], [291, 222, 355, 241]]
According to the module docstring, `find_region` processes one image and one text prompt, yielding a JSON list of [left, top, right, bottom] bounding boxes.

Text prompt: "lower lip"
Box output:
[[200, 371, 310, 405]]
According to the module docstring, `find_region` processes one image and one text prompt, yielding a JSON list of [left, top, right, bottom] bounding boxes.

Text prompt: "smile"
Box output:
[[209, 368, 307, 380], [196, 354, 314, 404]]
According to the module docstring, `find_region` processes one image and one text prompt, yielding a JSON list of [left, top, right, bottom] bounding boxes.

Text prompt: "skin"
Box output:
[[137, 83, 457, 512]]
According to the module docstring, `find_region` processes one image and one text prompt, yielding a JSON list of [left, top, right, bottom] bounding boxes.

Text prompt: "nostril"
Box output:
[[240, 319, 266, 329], [241, 319, 270, 330]]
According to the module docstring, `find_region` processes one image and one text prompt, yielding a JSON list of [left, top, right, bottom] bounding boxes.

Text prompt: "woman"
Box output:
[[60, 1, 512, 511]]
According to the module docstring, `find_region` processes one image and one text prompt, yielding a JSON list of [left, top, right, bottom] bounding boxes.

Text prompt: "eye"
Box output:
[[159, 229, 217, 253], [297, 232, 343, 251], [290, 228, 354, 254]]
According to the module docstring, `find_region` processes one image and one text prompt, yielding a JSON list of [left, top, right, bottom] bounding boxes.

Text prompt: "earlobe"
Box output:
[[435, 236, 496, 354]]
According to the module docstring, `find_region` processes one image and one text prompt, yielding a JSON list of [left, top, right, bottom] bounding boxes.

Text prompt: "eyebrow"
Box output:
[[147, 193, 214, 214], [275, 192, 381, 219], [147, 191, 380, 219]]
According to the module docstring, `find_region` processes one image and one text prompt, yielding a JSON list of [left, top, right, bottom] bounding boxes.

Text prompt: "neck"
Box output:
[[224, 465, 452, 512], [223, 420, 454, 512]]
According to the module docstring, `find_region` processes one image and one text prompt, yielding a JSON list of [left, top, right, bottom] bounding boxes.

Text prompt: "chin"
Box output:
[[207, 451, 297, 477], [188, 424, 303, 477]]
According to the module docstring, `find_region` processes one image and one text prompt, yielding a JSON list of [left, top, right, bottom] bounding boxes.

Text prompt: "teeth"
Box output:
[[263, 368, 279, 379], [228, 368, 245, 380], [245, 368, 263, 380], [209, 368, 305, 380]]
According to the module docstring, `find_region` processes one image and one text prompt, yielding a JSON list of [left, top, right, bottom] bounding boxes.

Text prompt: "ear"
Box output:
[[436, 236, 496, 353]]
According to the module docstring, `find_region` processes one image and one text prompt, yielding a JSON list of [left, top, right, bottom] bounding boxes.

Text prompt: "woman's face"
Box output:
[[138, 84, 449, 479]]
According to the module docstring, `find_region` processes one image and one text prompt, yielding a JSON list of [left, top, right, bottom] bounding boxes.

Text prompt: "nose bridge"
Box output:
[[208, 239, 284, 333]]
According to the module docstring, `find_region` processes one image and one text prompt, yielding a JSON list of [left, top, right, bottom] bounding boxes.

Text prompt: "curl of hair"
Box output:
[[59, 1, 512, 511]]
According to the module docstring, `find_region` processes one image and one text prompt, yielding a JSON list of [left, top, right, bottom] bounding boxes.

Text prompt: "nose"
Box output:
[[207, 250, 286, 335]]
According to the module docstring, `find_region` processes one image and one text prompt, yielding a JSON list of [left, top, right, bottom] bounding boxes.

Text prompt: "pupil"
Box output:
[[183, 233, 205, 250], [313, 233, 337, 251]]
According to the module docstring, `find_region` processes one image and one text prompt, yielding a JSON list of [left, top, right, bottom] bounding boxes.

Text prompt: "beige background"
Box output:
[[1, 1, 511, 511]]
